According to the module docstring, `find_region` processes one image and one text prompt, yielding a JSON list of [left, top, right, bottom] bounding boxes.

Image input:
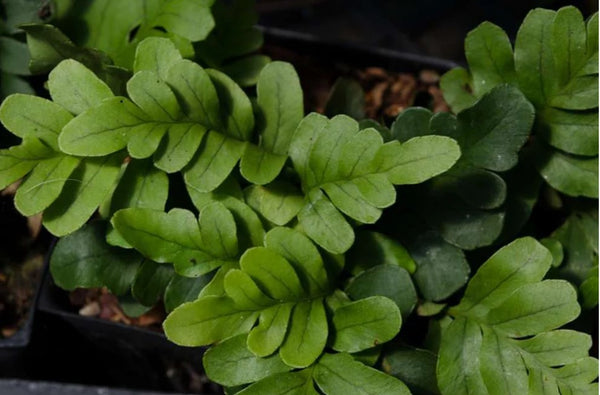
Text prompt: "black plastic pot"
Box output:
[[36, 271, 216, 393], [0, 379, 184, 394], [0, 242, 50, 377], [260, 25, 461, 72]]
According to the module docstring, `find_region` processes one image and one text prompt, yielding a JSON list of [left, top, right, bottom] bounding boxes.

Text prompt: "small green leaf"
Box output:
[[2, 0, 46, 33], [0, 138, 54, 190], [331, 296, 401, 353], [343, 176, 395, 210], [437, 317, 488, 395], [164, 295, 257, 346], [550, 74, 598, 110], [265, 227, 329, 296], [289, 113, 328, 187], [185, 177, 265, 250], [347, 231, 416, 275], [183, 131, 246, 193], [455, 237, 552, 317], [0, 93, 73, 149], [539, 108, 598, 156], [420, 182, 506, 250], [382, 347, 439, 395], [297, 190, 355, 254], [416, 301, 447, 317], [106, 158, 169, 247], [207, 68, 255, 141], [346, 264, 417, 319], [199, 199, 238, 258], [127, 70, 183, 122], [486, 280, 580, 337], [133, 37, 183, 79], [236, 61, 303, 185], [150, 0, 215, 42], [43, 154, 124, 236], [48, 59, 114, 115], [239, 247, 303, 300], [224, 269, 274, 310], [540, 237, 564, 268], [257, 61, 303, 156], [514, 9, 558, 107], [64, 0, 143, 68], [131, 260, 175, 306], [279, 299, 328, 368], [439, 67, 477, 113], [454, 85, 534, 172], [391, 107, 432, 142], [237, 369, 318, 395], [118, 294, 153, 318], [69, 0, 212, 68], [403, 229, 470, 302], [59, 96, 148, 156], [0, 37, 31, 75], [239, 145, 287, 186], [338, 128, 384, 179], [14, 154, 81, 216], [551, 6, 587, 86], [21, 23, 110, 75], [321, 181, 382, 224], [518, 330, 592, 366], [479, 325, 527, 395], [534, 143, 598, 198], [164, 273, 210, 312], [465, 22, 516, 96], [112, 204, 238, 277], [324, 77, 366, 120], [50, 221, 142, 295], [245, 182, 304, 226], [204, 334, 291, 387], [358, 119, 391, 141], [443, 168, 507, 210], [166, 59, 222, 128], [107, 158, 169, 214], [308, 115, 359, 187], [247, 303, 294, 357], [580, 266, 599, 309], [221, 55, 271, 88], [376, 136, 461, 184], [553, 357, 599, 393], [199, 262, 237, 298], [0, 72, 34, 100], [314, 353, 411, 395]]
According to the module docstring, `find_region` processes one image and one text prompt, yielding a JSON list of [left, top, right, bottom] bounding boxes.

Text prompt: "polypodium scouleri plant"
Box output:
[[441, 6, 598, 199], [1, 25, 461, 395], [436, 237, 597, 394], [0, 1, 598, 394]]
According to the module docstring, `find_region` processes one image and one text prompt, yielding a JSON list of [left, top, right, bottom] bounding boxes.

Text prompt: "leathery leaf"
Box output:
[[437, 237, 596, 395], [289, 113, 460, 253], [112, 202, 239, 277]]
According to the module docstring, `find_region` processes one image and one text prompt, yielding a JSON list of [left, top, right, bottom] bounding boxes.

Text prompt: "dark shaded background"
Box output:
[[257, 0, 598, 63]]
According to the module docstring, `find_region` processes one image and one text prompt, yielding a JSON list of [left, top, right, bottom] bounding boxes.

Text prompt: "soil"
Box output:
[[263, 43, 449, 120], [68, 287, 166, 332], [0, 187, 47, 339]]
